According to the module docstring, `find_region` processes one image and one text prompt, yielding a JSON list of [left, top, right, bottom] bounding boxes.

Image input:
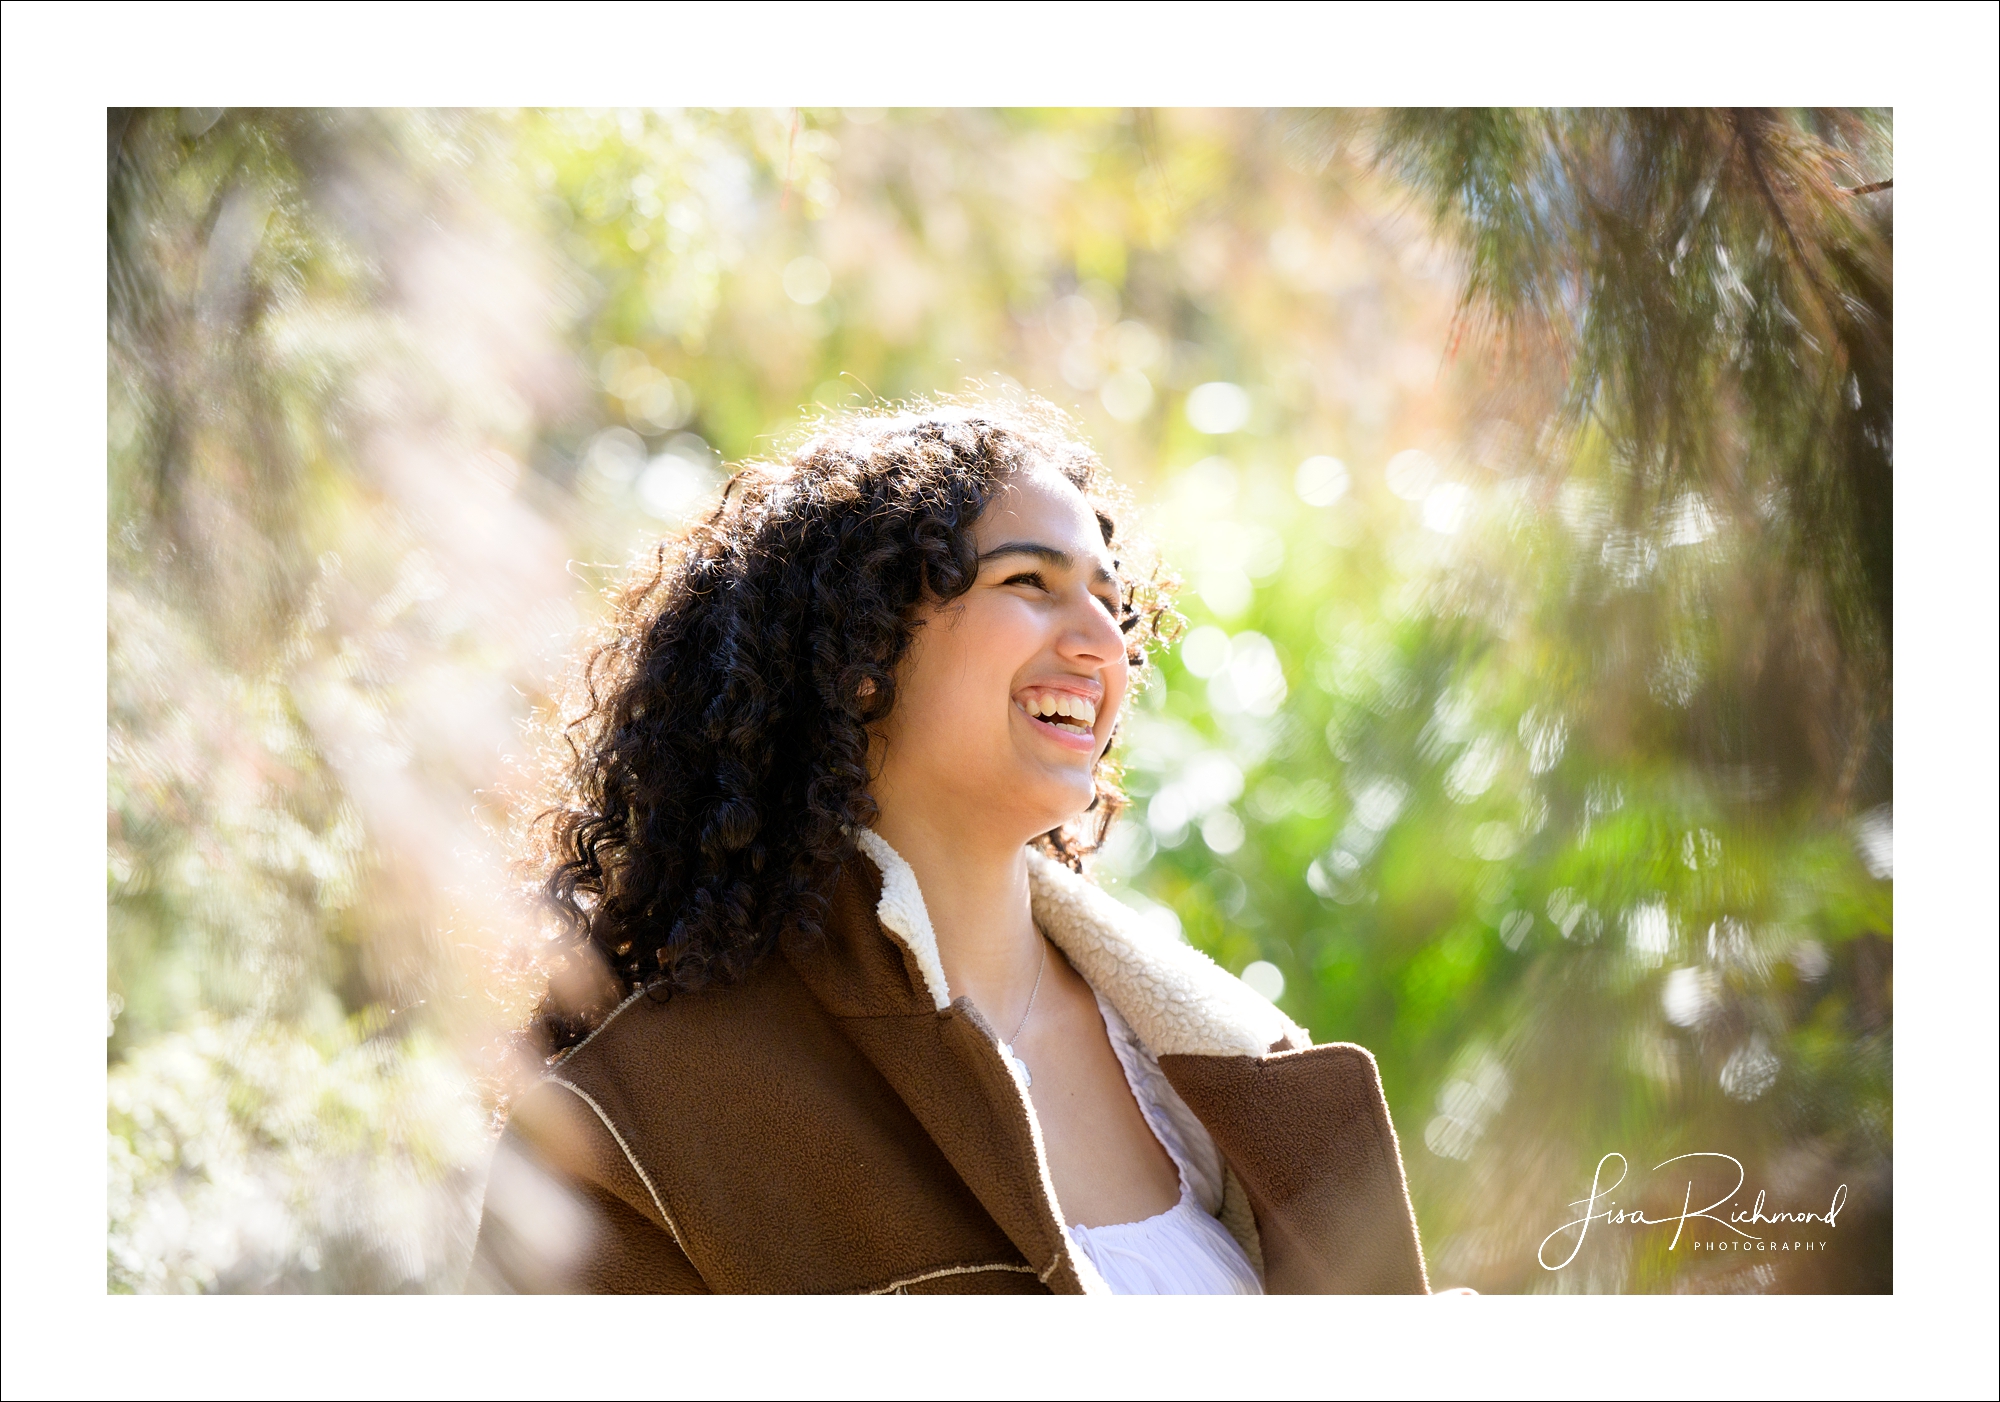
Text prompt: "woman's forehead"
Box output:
[[976, 468, 1105, 552]]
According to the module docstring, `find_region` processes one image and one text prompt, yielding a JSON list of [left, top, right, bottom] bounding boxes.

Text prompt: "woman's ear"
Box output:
[[854, 671, 895, 726]]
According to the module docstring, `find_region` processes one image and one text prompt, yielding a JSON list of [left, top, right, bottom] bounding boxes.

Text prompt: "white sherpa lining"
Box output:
[[852, 828, 955, 1011], [852, 832, 1307, 1059], [1026, 847, 1310, 1058]]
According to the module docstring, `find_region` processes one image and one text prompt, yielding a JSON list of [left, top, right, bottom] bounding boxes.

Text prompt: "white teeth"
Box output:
[[1019, 691, 1097, 729]]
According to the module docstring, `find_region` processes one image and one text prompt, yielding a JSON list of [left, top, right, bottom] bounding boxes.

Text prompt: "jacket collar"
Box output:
[[820, 833, 1429, 1293], [788, 833, 1102, 1292], [850, 828, 1307, 1059]]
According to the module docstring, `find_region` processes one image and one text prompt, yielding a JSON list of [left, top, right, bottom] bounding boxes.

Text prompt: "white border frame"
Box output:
[[5, 3, 1994, 1397]]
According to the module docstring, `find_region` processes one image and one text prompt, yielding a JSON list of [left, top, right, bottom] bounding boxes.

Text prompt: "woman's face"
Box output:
[[871, 465, 1130, 847]]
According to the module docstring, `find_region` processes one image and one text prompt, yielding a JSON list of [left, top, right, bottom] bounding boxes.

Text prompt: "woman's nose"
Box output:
[[1058, 591, 1125, 665]]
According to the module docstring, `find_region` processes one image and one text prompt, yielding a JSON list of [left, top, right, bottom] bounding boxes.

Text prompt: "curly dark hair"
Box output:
[[529, 401, 1176, 1053]]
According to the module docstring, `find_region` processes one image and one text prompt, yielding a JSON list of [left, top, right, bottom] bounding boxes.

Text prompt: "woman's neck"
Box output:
[[868, 808, 1043, 1026]]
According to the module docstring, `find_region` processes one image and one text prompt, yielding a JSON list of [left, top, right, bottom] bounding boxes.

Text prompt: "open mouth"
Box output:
[[1014, 687, 1098, 746]]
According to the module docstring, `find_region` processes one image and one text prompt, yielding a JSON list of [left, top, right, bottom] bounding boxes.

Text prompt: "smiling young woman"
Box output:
[[467, 403, 1431, 1295]]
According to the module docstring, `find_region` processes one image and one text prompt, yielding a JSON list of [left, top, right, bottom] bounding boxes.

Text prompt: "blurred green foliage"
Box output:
[[108, 107, 1891, 1293]]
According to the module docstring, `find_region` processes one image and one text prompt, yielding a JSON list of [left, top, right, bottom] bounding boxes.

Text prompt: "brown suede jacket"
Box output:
[[467, 832, 1430, 1294]]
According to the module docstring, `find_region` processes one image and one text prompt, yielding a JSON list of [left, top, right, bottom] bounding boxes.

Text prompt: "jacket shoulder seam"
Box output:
[[550, 985, 653, 1067], [862, 1262, 1040, 1295], [544, 1075, 694, 1264]]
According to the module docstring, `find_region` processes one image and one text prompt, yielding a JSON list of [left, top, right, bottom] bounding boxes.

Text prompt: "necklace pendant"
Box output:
[[1000, 1042, 1033, 1089]]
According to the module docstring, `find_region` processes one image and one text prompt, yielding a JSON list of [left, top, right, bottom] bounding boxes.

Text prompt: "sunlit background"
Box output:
[[108, 107, 1893, 1293]]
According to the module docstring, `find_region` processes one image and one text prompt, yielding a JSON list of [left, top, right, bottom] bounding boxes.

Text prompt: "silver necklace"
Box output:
[[1000, 939, 1047, 1088]]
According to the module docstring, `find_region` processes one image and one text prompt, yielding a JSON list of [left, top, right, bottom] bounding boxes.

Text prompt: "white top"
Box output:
[[1060, 994, 1264, 1295]]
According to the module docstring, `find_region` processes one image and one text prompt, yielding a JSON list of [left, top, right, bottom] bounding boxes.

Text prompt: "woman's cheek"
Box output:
[[973, 597, 1048, 671], [946, 600, 1032, 723]]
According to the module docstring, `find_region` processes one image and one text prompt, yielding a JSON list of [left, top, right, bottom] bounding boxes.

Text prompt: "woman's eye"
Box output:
[[997, 572, 1118, 616]]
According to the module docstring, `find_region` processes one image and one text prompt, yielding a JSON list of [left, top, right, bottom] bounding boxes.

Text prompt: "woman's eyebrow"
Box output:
[[978, 541, 1117, 586]]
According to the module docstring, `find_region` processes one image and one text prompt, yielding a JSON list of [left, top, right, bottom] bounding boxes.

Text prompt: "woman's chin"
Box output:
[[1010, 777, 1098, 839]]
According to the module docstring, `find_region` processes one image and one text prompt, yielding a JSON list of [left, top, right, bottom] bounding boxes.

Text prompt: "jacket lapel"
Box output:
[[1025, 847, 1428, 1294], [783, 847, 1101, 1294], [1161, 1045, 1430, 1293]]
